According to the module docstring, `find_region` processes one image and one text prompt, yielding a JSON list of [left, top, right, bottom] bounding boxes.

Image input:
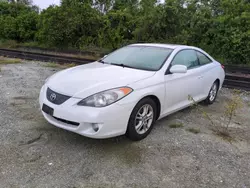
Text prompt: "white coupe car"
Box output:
[[39, 44, 225, 141]]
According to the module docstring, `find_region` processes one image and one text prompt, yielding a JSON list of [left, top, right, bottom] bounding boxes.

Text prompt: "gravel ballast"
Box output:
[[0, 61, 250, 188]]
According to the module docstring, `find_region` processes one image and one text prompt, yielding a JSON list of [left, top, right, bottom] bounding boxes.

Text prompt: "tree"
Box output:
[[0, 1, 38, 41], [0, 0, 249, 64]]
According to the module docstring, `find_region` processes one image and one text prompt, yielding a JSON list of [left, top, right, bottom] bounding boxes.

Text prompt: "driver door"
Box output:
[[163, 49, 202, 115]]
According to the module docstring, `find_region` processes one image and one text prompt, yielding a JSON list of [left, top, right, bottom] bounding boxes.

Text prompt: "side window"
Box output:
[[196, 51, 212, 65], [171, 50, 199, 69]]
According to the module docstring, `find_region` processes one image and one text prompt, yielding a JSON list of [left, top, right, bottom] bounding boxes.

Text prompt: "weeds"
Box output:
[[188, 90, 243, 140], [223, 90, 243, 131], [0, 40, 18, 48], [0, 58, 22, 64], [186, 128, 200, 134], [66, 63, 77, 68], [43, 62, 60, 68], [44, 62, 77, 68], [169, 123, 184, 128]]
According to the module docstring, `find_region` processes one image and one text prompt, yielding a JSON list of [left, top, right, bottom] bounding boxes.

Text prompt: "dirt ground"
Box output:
[[0, 60, 250, 188]]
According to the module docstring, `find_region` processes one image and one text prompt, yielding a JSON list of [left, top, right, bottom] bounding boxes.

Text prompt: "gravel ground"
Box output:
[[0, 61, 250, 188]]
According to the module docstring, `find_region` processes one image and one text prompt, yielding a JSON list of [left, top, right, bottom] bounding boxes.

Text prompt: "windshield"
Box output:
[[102, 46, 173, 71]]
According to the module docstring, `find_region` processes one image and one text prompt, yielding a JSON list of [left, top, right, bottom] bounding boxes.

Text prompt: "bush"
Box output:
[[0, 0, 249, 64]]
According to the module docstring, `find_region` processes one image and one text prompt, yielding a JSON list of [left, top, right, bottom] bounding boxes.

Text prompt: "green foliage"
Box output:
[[37, 3, 102, 49], [43, 62, 77, 68], [0, 1, 38, 41], [16, 11, 38, 41], [0, 0, 249, 64], [169, 122, 184, 128], [186, 128, 200, 134], [0, 57, 22, 64], [0, 39, 18, 48]]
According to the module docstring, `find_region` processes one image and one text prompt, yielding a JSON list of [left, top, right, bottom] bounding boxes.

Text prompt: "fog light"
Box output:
[[92, 123, 99, 132]]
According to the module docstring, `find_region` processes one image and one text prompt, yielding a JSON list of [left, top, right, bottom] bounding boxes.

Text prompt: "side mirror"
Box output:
[[170, 65, 187, 74]]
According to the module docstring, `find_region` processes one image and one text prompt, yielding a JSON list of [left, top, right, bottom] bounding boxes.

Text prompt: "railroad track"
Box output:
[[224, 65, 250, 74], [224, 75, 250, 91], [0, 48, 249, 91], [0, 48, 94, 64]]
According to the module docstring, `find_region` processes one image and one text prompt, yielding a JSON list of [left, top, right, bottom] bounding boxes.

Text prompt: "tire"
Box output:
[[126, 98, 157, 141], [204, 81, 219, 105]]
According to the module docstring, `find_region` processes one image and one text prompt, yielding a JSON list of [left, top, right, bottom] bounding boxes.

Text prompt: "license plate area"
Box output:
[[42, 104, 54, 116]]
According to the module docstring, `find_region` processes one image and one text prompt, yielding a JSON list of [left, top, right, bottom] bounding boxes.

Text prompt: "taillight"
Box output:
[[221, 64, 225, 69]]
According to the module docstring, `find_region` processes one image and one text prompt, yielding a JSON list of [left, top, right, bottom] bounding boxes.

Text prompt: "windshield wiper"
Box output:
[[98, 61, 135, 69], [98, 59, 107, 64], [110, 63, 134, 69]]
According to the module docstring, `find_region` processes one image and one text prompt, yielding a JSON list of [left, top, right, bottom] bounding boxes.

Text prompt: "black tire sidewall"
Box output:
[[126, 98, 157, 141]]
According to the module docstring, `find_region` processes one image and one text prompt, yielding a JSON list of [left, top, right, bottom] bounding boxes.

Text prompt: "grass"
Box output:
[[0, 39, 18, 48], [65, 63, 77, 68], [0, 58, 22, 64], [0, 40, 105, 60], [169, 122, 184, 128], [186, 128, 200, 134], [43, 62, 61, 68], [74, 54, 100, 60], [14, 41, 106, 59], [0, 57, 22, 73], [43, 62, 77, 68]]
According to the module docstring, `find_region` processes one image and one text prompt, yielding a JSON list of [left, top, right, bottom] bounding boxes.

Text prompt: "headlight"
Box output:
[[77, 87, 133, 107]]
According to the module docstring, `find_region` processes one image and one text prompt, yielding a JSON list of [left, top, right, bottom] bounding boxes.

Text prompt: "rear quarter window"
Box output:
[[196, 51, 212, 65]]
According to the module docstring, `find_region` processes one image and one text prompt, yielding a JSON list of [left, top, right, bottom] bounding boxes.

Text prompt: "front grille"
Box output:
[[53, 116, 80, 126], [46, 87, 71, 105]]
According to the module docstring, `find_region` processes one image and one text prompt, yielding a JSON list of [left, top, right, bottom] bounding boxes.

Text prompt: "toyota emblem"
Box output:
[[50, 93, 57, 101]]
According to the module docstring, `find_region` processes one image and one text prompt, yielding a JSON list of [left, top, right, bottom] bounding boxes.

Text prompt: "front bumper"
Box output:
[[39, 85, 135, 139]]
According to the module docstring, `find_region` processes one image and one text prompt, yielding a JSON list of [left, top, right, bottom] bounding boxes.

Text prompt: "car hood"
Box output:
[[47, 62, 155, 98]]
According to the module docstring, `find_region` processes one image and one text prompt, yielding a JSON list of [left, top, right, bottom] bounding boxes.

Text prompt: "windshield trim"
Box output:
[[102, 46, 174, 72]]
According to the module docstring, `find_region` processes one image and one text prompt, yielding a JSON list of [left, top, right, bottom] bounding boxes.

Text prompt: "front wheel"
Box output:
[[204, 81, 219, 104], [126, 98, 157, 141]]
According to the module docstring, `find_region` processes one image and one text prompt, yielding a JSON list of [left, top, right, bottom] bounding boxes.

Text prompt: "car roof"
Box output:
[[130, 43, 194, 50]]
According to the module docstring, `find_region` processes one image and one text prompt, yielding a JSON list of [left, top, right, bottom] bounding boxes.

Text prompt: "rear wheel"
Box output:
[[126, 98, 157, 141], [204, 81, 219, 104]]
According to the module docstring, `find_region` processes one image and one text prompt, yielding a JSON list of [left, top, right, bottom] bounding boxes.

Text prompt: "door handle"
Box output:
[[198, 76, 203, 79]]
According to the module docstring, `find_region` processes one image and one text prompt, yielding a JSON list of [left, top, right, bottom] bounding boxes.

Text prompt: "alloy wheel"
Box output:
[[209, 83, 218, 102], [134, 104, 154, 135]]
